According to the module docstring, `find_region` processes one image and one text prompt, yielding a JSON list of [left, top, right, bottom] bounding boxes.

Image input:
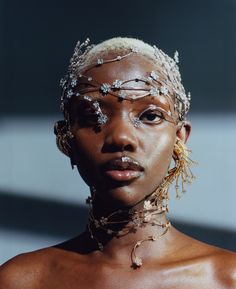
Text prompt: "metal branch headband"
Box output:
[[59, 38, 191, 124]]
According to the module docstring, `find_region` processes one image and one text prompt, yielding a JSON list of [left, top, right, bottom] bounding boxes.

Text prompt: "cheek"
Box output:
[[71, 130, 103, 183], [153, 133, 175, 162], [143, 127, 176, 180], [72, 124, 176, 191]]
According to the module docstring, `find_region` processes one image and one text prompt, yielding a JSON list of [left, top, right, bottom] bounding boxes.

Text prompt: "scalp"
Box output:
[[82, 37, 157, 67]]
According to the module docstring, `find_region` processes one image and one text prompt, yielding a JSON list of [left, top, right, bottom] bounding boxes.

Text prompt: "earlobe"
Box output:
[[70, 141, 79, 169], [176, 121, 191, 144], [54, 120, 76, 169]]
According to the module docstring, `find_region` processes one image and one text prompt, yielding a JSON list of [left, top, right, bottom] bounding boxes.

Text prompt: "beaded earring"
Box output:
[[54, 120, 75, 169], [166, 138, 195, 199]]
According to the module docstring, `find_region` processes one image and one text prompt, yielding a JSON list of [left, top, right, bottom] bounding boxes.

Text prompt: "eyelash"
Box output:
[[75, 103, 100, 126], [80, 110, 99, 123], [76, 102, 165, 126], [138, 108, 164, 124]]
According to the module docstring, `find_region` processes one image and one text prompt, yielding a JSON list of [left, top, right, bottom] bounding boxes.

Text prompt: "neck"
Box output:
[[86, 190, 171, 268]]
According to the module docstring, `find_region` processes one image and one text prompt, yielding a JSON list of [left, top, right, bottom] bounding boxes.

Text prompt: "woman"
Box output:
[[0, 37, 235, 288]]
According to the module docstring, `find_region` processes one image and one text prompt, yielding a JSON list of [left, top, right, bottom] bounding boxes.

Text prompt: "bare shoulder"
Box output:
[[185, 232, 236, 288], [0, 248, 58, 289], [172, 228, 236, 288], [211, 247, 236, 288]]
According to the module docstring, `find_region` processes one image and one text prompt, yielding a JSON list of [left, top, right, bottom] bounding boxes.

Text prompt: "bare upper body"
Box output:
[[0, 227, 235, 289], [1, 38, 235, 289]]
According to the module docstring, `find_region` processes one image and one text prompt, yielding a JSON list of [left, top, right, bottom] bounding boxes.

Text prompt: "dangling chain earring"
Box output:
[[146, 138, 196, 211], [168, 138, 196, 198], [151, 138, 196, 206], [54, 120, 75, 169]]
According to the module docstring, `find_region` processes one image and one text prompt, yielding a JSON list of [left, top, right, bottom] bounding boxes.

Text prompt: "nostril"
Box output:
[[101, 143, 135, 153], [102, 123, 138, 153], [123, 144, 133, 151], [101, 143, 119, 153]]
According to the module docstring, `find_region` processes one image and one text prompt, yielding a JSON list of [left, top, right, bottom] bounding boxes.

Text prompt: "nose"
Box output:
[[102, 117, 138, 153]]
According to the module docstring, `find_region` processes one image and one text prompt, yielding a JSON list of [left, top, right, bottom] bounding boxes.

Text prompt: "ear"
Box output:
[[69, 138, 79, 167], [176, 120, 191, 144]]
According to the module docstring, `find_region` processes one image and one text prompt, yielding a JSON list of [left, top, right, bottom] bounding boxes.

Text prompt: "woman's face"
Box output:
[[70, 53, 179, 208]]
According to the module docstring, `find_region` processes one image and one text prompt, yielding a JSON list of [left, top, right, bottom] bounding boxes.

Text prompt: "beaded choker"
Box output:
[[86, 179, 172, 268]]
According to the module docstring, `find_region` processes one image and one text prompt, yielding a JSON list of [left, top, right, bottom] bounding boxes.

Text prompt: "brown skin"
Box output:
[[0, 54, 235, 289]]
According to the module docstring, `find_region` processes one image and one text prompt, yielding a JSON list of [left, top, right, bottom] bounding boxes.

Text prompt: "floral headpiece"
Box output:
[[59, 38, 191, 124]]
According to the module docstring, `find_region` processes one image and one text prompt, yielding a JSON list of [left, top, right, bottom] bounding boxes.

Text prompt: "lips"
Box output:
[[102, 156, 144, 182]]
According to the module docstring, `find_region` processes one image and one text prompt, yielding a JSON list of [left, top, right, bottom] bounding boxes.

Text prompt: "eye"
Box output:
[[139, 108, 164, 124], [79, 108, 100, 125], [75, 102, 100, 126]]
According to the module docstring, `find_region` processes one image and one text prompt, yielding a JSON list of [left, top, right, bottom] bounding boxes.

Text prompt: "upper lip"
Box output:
[[101, 156, 144, 172]]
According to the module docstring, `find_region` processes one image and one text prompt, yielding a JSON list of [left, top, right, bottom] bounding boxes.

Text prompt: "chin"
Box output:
[[96, 182, 148, 209]]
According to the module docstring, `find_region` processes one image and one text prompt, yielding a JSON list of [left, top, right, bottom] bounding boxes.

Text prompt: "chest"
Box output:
[[40, 263, 220, 289]]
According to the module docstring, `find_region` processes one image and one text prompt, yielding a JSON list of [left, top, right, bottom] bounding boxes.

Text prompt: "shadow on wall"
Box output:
[[0, 190, 235, 251]]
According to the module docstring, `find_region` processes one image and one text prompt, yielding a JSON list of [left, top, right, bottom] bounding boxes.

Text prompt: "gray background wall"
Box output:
[[0, 0, 235, 264]]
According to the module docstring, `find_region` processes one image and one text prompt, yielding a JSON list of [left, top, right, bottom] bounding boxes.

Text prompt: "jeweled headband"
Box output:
[[59, 37, 191, 124]]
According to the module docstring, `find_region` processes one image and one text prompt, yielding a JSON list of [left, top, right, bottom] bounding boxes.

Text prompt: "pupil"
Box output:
[[147, 113, 156, 121]]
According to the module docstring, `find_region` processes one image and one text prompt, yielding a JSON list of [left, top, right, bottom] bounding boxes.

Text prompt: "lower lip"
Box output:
[[104, 170, 142, 181]]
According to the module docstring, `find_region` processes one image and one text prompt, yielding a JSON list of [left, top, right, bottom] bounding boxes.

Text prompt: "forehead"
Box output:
[[82, 53, 164, 86], [77, 53, 174, 109]]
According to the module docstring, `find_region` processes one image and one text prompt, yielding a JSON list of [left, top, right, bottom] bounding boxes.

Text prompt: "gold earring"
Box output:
[[54, 120, 75, 168], [168, 138, 196, 198], [154, 138, 196, 203]]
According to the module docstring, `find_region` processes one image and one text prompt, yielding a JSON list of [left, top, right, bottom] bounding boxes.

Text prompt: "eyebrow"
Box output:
[[77, 94, 173, 119], [76, 93, 171, 107], [136, 95, 169, 105], [74, 94, 177, 124]]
